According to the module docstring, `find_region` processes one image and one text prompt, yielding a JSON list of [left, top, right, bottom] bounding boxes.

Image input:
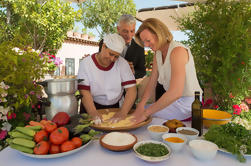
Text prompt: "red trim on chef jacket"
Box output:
[[121, 80, 136, 86], [92, 54, 114, 71], [78, 85, 90, 90]]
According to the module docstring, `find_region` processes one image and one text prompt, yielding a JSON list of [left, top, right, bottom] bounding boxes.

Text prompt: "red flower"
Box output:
[[11, 113, 16, 119], [232, 105, 242, 115], [241, 61, 245, 65], [214, 105, 219, 109], [229, 93, 234, 99], [232, 105, 240, 109], [7, 112, 12, 120]]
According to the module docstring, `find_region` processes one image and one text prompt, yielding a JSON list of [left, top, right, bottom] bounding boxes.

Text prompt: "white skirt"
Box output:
[[151, 96, 195, 120]]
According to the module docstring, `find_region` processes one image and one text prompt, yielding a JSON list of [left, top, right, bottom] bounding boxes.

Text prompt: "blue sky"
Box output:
[[73, 0, 188, 41]]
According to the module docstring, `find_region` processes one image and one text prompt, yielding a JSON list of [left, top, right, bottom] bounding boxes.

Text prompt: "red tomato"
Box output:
[[71, 137, 82, 148], [60, 141, 75, 152], [44, 122, 57, 133], [49, 127, 69, 145], [34, 130, 48, 143], [34, 141, 50, 155], [49, 144, 60, 154]]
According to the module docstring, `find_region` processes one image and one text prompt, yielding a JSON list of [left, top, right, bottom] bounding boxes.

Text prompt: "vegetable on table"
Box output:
[[33, 141, 50, 155], [204, 123, 251, 163], [60, 140, 76, 152], [52, 112, 70, 126], [34, 130, 48, 143], [49, 127, 69, 145]]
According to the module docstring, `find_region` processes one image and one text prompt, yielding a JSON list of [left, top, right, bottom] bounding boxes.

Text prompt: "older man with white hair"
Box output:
[[78, 33, 137, 124], [117, 14, 146, 79]]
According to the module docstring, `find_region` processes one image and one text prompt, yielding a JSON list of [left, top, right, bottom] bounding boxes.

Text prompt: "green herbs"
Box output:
[[136, 143, 169, 157], [204, 123, 251, 162]]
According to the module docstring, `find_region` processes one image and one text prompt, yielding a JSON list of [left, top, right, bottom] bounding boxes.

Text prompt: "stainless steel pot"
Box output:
[[38, 78, 84, 95], [45, 94, 78, 120]]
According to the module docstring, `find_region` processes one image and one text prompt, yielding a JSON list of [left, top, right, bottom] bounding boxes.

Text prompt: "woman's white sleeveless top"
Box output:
[[156, 40, 202, 96]]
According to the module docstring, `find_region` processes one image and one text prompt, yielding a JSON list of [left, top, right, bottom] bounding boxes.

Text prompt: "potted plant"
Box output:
[[177, 0, 251, 113]]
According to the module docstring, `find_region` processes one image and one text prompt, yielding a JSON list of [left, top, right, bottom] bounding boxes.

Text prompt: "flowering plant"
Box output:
[[40, 52, 63, 73], [202, 98, 250, 130], [231, 103, 251, 130], [0, 39, 48, 150]]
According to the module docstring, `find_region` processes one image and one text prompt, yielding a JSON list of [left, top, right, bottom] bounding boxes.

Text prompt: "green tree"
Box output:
[[0, 0, 80, 53], [78, 0, 136, 38], [177, 0, 251, 111]]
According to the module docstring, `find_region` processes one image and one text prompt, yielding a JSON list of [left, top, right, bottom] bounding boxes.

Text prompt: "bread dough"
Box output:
[[99, 112, 134, 128]]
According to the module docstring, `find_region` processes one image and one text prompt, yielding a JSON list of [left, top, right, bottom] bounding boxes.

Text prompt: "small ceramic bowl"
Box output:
[[162, 133, 187, 152], [189, 139, 218, 160], [176, 127, 199, 143], [99, 132, 137, 151], [147, 125, 169, 141], [133, 140, 171, 163]]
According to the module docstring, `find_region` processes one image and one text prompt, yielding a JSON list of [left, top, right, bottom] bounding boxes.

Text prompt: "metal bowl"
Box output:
[[39, 78, 83, 95]]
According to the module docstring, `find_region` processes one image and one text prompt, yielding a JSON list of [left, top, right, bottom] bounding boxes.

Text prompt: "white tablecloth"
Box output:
[[0, 117, 250, 166]]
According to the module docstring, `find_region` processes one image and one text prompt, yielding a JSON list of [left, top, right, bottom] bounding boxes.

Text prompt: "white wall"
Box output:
[[56, 41, 99, 75]]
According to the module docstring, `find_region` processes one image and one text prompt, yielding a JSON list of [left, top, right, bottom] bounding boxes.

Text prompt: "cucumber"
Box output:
[[15, 127, 36, 137], [26, 125, 42, 131], [9, 131, 33, 140], [12, 138, 36, 148], [10, 143, 33, 154]]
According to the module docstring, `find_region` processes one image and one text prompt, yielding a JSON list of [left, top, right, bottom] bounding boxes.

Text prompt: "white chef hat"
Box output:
[[103, 33, 125, 54]]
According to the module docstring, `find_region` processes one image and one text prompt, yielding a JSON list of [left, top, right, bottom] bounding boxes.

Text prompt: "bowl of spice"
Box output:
[[147, 125, 169, 141], [133, 140, 171, 163], [100, 132, 137, 151], [176, 127, 199, 143], [162, 133, 187, 152]]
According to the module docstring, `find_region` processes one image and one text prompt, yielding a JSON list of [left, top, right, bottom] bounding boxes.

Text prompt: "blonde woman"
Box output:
[[132, 18, 202, 124]]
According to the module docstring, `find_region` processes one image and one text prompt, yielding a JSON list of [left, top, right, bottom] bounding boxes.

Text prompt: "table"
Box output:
[[0, 117, 250, 166]]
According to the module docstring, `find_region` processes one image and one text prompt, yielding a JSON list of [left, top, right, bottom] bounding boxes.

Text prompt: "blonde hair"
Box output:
[[135, 18, 173, 49]]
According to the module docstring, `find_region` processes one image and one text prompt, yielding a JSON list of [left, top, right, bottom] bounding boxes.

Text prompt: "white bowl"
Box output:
[[133, 140, 171, 163], [162, 133, 187, 152], [176, 127, 199, 143], [147, 125, 169, 141], [189, 139, 218, 160]]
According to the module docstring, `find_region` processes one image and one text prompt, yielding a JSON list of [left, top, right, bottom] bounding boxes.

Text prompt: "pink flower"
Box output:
[[54, 57, 63, 66], [37, 105, 41, 109], [0, 130, 7, 140], [32, 105, 35, 109], [239, 103, 249, 112], [23, 112, 31, 121], [29, 91, 35, 95], [24, 94, 29, 99]]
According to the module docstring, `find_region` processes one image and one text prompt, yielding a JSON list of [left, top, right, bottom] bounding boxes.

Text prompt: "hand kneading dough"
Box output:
[[99, 112, 134, 128]]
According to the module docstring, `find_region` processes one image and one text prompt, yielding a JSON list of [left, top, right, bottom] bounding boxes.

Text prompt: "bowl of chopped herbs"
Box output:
[[133, 140, 171, 162]]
